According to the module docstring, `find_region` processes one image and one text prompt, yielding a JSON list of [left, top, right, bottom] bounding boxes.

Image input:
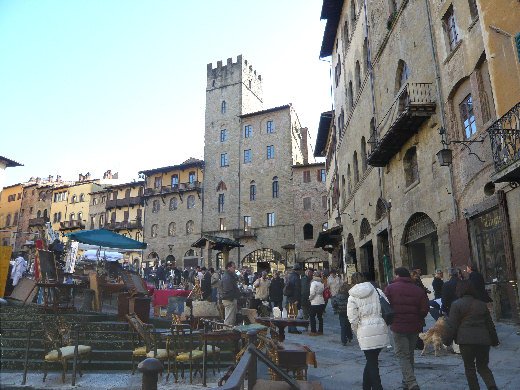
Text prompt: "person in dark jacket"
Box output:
[[300, 268, 313, 319], [173, 267, 182, 285], [443, 280, 498, 390], [201, 267, 212, 301], [466, 263, 492, 303], [442, 267, 461, 316], [331, 282, 353, 345], [269, 272, 284, 311], [432, 269, 444, 300], [285, 264, 302, 334], [384, 267, 429, 390], [155, 263, 166, 289], [221, 262, 241, 325], [183, 268, 189, 282]]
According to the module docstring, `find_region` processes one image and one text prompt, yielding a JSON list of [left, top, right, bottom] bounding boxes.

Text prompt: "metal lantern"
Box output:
[[436, 148, 453, 166]]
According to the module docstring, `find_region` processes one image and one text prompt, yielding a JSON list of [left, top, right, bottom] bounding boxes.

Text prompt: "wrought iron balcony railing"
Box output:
[[368, 82, 436, 167], [142, 182, 202, 197], [59, 220, 86, 230], [29, 216, 50, 226], [488, 102, 520, 183]]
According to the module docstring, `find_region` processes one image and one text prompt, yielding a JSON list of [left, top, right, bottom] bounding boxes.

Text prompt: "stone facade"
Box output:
[[202, 55, 312, 270], [317, 0, 520, 319], [139, 159, 204, 267]]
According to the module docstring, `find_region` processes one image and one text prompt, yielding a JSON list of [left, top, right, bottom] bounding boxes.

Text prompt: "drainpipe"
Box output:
[[424, 0, 459, 220]]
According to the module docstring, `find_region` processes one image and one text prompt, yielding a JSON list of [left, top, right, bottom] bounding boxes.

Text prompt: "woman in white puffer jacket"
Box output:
[[347, 272, 390, 390], [308, 271, 325, 335]]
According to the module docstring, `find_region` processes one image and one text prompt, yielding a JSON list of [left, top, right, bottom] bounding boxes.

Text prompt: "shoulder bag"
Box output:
[[375, 287, 394, 325]]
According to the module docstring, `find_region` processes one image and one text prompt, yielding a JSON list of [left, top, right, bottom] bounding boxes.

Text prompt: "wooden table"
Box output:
[[255, 317, 309, 341]]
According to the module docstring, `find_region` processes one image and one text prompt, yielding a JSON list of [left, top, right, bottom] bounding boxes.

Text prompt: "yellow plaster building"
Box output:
[[0, 183, 24, 248]]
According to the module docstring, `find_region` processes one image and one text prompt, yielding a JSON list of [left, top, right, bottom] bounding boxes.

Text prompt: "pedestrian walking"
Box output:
[[443, 280, 499, 390], [442, 268, 462, 316], [432, 269, 444, 300], [384, 267, 429, 390], [210, 267, 220, 302], [308, 271, 325, 336], [201, 267, 212, 301], [331, 282, 353, 345], [269, 272, 284, 311], [347, 272, 390, 390], [301, 268, 313, 319], [466, 263, 492, 303], [328, 269, 341, 297], [221, 261, 241, 326], [253, 271, 271, 312], [284, 263, 302, 334], [410, 269, 429, 350]]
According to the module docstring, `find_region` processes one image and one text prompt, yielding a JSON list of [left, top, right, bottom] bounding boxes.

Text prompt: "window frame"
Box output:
[[218, 193, 225, 213], [267, 121, 274, 133], [244, 216, 252, 231], [267, 145, 274, 159], [267, 212, 275, 227], [443, 6, 460, 52], [188, 171, 196, 184], [244, 125, 252, 138], [460, 94, 477, 139], [220, 129, 227, 142], [244, 149, 252, 163], [250, 183, 256, 201], [221, 153, 228, 167], [272, 180, 279, 198], [187, 195, 195, 209]]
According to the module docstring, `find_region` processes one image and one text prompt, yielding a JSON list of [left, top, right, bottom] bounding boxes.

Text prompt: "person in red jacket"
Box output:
[[384, 267, 429, 390]]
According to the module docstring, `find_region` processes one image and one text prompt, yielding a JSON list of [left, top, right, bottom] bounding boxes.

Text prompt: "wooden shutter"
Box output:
[[448, 218, 471, 268]]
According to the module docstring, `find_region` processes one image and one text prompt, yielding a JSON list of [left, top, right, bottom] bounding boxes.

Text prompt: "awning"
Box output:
[[65, 229, 147, 250], [191, 235, 243, 251], [314, 225, 343, 248]]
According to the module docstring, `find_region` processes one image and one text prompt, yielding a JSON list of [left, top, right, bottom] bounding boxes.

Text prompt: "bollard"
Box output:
[[138, 358, 164, 390]]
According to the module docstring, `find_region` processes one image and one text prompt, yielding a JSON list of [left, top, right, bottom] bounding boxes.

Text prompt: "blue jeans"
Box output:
[[212, 287, 218, 302], [339, 314, 353, 343]]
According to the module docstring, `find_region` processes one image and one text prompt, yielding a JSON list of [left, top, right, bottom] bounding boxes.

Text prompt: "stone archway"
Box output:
[[242, 248, 284, 273], [401, 212, 439, 275]]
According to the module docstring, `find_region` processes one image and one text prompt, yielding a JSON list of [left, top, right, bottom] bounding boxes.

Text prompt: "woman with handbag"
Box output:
[[308, 271, 325, 335], [347, 272, 390, 390], [443, 280, 499, 390]]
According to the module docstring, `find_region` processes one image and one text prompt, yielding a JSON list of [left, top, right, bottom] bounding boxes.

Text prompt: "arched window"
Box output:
[[43, 209, 48, 218], [78, 212, 83, 221], [303, 223, 314, 240], [37, 210, 42, 218], [217, 181, 227, 191], [361, 137, 367, 173], [186, 220, 194, 235], [13, 212, 18, 226], [272, 177, 279, 198], [99, 214, 105, 227], [70, 213, 75, 221], [218, 193, 225, 212], [375, 198, 387, 221], [151, 224, 158, 238], [187, 195, 195, 209], [362, 37, 368, 75], [342, 175, 346, 205], [152, 200, 160, 212], [343, 20, 349, 46], [250, 181, 256, 201], [168, 222, 176, 236], [348, 81, 354, 109], [79, 194, 85, 202], [360, 218, 371, 240], [355, 61, 361, 91], [404, 147, 419, 187], [221, 101, 226, 114], [353, 151, 359, 184], [170, 197, 178, 210], [72, 195, 77, 203], [396, 60, 410, 93], [322, 222, 328, 231]]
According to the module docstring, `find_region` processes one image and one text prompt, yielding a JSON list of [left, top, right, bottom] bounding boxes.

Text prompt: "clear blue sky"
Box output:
[[1, 0, 331, 187]]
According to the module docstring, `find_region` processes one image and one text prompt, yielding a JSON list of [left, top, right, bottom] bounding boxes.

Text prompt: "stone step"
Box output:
[[2, 337, 136, 350]]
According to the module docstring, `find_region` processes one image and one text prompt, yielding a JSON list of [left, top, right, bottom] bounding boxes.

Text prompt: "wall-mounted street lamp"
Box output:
[[436, 127, 486, 166]]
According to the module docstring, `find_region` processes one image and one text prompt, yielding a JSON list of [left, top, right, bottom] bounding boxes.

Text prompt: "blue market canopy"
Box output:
[[65, 229, 147, 250]]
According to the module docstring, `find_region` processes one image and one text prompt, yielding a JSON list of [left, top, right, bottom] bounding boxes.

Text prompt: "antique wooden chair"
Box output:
[[167, 323, 204, 383], [126, 313, 174, 378], [287, 303, 298, 319], [42, 317, 91, 383]]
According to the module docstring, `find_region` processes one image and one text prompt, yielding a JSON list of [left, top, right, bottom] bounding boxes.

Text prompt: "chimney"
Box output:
[[301, 127, 309, 164], [48, 175, 53, 182], [56, 175, 61, 182], [78, 173, 84, 182], [85, 172, 91, 180], [113, 172, 118, 179], [36, 177, 41, 184]]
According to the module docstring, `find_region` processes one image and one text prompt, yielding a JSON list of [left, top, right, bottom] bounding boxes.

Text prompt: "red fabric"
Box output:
[[384, 277, 429, 334], [152, 289, 191, 307]]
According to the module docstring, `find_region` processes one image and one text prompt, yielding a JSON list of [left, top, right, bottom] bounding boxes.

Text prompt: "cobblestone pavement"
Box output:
[[283, 306, 520, 390]]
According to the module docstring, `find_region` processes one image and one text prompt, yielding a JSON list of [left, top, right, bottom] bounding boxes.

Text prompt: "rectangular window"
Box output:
[[244, 216, 251, 231], [218, 193, 225, 213], [219, 218, 226, 231], [267, 213, 275, 227], [154, 177, 162, 189], [303, 171, 311, 183], [189, 171, 196, 183], [267, 145, 274, 159], [303, 197, 311, 210], [221, 153, 228, 167], [443, 6, 459, 52], [272, 181, 279, 198], [220, 129, 227, 142], [250, 184, 256, 201], [244, 125, 252, 138], [318, 169, 326, 182], [322, 195, 327, 209], [267, 121, 274, 133], [171, 174, 178, 187], [244, 149, 251, 163], [460, 94, 477, 138]]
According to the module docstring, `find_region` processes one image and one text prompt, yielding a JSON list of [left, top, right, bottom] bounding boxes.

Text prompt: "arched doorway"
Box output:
[[359, 218, 375, 281], [402, 213, 439, 275], [242, 248, 284, 273]]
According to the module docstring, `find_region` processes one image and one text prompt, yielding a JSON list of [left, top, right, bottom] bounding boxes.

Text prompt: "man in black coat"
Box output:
[[432, 269, 444, 300], [441, 267, 461, 315], [201, 267, 212, 300], [285, 264, 302, 334], [269, 272, 284, 311], [467, 263, 492, 303]]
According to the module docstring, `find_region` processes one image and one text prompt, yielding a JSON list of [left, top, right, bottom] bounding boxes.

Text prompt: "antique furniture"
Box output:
[[42, 317, 91, 383], [167, 323, 204, 383], [255, 317, 309, 342]]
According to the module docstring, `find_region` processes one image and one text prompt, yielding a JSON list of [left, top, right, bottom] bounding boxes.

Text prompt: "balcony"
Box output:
[[367, 82, 436, 167], [142, 182, 202, 197], [488, 102, 520, 184], [108, 220, 143, 231], [29, 217, 49, 226], [106, 199, 117, 208], [59, 220, 86, 230], [233, 228, 257, 239]]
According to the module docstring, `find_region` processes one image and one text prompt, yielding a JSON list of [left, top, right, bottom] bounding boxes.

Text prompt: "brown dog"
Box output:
[[419, 316, 448, 357]]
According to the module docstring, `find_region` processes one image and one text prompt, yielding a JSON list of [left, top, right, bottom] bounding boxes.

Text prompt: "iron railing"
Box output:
[[142, 182, 202, 197], [368, 82, 435, 151], [488, 102, 520, 171]]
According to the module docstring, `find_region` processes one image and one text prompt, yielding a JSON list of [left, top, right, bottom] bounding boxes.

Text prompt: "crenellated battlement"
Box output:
[[206, 55, 262, 82]]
